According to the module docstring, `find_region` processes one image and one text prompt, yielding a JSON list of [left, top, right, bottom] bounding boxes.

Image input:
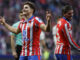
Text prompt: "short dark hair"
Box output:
[[62, 5, 73, 15], [23, 1, 36, 14]]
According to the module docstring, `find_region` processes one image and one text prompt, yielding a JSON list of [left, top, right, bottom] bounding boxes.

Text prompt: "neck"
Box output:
[[25, 13, 33, 21], [63, 16, 70, 21]]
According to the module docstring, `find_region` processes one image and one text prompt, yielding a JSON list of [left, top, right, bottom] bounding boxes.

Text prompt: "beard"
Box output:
[[69, 16, 72, 20]]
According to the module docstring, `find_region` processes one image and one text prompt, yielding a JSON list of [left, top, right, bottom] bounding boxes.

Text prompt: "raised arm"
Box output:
[[0, 17, 20, 34], [40, 10, 51, 32]]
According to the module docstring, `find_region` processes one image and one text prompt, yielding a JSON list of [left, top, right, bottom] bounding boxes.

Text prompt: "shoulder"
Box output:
[[57, 18, 67, 28], [58, 18, 66, 22], [34, 16, 43, 22], [35, 17, 40, 20], [58, 18, 67, 24]]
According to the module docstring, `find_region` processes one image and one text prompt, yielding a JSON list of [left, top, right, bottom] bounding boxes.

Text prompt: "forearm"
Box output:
[[45, 20, 51, 32], [40, 20, 51, 32], [3, 22, 18, 34], [11, 36, 16, 52]]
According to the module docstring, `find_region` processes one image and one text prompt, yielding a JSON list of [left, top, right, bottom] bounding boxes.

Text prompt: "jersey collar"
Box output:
[[24, 15, 34, 23], [62, 16, 71, 24]]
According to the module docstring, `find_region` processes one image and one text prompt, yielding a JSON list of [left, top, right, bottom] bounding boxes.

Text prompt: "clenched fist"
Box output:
[[46, 10, 52, 21]]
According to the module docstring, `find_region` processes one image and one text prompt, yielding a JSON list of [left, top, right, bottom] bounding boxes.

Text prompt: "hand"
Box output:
[[46, 10, 52, 21], [0, 16, 5, 25], [12, 51, 18, 58]]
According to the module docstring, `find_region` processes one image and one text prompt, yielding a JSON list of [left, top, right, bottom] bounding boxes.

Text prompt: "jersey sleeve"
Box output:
[[35, 17, 45, 28], [52, 25, 57, 36], [10, 24, 17, 36], [62, 23, 80, 49], [18, 23, 21, 30], [40, 31, 45, 40]]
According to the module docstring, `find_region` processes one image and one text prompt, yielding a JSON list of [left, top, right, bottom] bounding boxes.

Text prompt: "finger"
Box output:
[[0, 16, 4, 20], [47, 14, 51, 17], [2, 16, 5, 19], [1, 23, 3, 25]]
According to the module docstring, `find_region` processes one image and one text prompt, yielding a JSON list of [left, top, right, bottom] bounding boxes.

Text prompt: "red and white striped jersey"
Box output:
[[18, 16, 44, 56], [55, 17, 80, 54]]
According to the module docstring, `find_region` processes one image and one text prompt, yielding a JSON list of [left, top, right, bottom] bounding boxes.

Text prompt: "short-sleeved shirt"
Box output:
[[18, 16, 44, 56], [11, 21, 22, 46], [55, 17, 80, 54]]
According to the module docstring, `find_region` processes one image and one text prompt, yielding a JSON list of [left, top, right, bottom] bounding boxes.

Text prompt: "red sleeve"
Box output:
[[18, 23, 21, 30], [35, 17, 44, 27], [62, 23, 80, 49]]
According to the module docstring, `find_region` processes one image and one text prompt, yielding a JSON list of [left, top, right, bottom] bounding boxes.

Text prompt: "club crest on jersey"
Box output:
[[22, 30, 29, 41]]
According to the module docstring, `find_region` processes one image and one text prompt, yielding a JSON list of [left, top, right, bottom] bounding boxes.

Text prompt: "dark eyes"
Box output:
[[25, 7, 28, 8], [68, 13, 73, 15]]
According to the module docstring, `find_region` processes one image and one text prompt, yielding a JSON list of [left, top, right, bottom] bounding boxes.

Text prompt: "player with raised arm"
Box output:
[[55, 5, 80, 60], [0, 1, 51, 60]]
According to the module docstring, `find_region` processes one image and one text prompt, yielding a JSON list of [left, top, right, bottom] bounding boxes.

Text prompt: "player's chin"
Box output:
[[68, 17, 72, 20]]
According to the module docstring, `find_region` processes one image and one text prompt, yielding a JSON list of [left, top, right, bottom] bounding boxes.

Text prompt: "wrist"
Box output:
[[12, 49, 16, 52], [12, 51, 16, 53], [2, 22, 6, 26], [47, 20, 50, 23]]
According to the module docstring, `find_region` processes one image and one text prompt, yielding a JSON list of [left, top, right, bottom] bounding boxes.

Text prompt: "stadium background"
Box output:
[[0, 0, 80, 60]]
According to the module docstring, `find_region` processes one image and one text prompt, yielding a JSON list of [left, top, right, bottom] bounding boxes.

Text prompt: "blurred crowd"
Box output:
[[0, 0, 80, 60]]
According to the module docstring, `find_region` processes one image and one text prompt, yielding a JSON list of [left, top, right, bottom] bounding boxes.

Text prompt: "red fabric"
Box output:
[[18, 17, 44, 56]]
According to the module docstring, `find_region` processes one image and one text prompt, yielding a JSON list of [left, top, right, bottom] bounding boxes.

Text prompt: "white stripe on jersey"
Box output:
[[21, 24, 25, 56], [29, 20, 34, 56], [69, 23, 72, 35], [19, 23, 21, 28], [57, 45, 59, 53], [25, 24, 28, 56], [35, 17, 43, 23], [59, 45, 63, 54], [64, 24, 78, 49]]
